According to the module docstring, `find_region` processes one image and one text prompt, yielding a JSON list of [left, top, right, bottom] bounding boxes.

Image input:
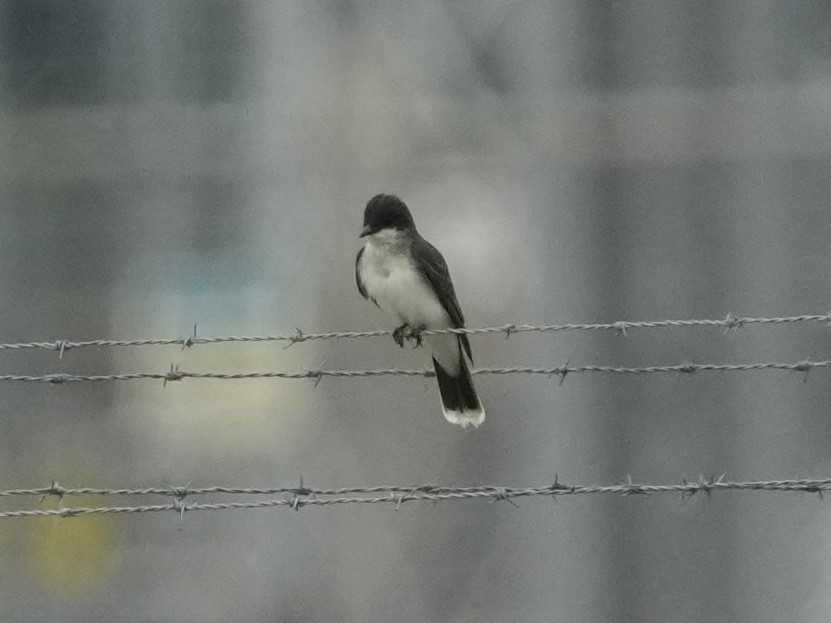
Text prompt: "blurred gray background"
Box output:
[[2, 1, 831, 621]]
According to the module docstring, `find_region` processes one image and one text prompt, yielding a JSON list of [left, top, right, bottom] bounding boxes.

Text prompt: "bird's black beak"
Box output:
[[359, 225, 373, 238]]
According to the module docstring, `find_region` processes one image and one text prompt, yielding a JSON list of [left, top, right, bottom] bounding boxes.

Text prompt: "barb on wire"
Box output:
[[0, 313, 827, 354], [1, 477, 828, 519], [0, 358, 828, 384]]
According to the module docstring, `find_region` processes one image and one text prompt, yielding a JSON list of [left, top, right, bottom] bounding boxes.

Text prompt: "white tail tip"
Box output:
[[442, 407, 485, 429]]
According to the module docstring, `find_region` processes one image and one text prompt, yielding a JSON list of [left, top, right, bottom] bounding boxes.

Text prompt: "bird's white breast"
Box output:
[[358, 233, 451, 329]]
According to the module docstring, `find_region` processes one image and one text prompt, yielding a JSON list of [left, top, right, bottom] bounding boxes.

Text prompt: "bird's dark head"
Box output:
[[360, 194, 416, 238]]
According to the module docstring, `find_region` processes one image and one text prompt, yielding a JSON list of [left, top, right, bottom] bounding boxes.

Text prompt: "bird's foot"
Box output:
[[393, 324, 410, 348], [392, 324, 426, 348], [407, 325, 426, 348]]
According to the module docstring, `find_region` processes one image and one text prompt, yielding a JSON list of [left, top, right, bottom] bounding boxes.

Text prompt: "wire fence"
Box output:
[[0, 312, 827, 384], [0, 313, 828, 356], [1, 313, 828, 519], [1, 477, 828, 519], [0, 359, 828, 385]]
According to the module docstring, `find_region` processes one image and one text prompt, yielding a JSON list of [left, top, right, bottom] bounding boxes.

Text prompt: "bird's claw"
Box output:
[[408, 325, 425, 348], [392, 324, 425, 348], [393, 324, 409, 348]]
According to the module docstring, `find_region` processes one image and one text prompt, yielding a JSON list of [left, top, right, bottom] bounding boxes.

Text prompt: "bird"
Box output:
[[355, 193, 485, 428]]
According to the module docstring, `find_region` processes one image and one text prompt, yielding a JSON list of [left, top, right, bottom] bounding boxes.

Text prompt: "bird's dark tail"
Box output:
[[432, 353, 485, 429]]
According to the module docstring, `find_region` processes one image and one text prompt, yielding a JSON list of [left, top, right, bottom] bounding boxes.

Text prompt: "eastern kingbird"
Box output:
[[355, 194, 485, 428]]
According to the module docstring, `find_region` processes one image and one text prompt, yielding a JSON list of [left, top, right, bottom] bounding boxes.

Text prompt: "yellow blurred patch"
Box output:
[[27, 495, 120, 596]]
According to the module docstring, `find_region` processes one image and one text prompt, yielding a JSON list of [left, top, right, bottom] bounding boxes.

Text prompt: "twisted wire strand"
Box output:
[[0, 313, 827, 355], [2, 478, 828, 519], [0, 359, 826, 384]]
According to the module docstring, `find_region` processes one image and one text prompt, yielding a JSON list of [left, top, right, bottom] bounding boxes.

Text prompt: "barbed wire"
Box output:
[[1, 477, 828, 519], [0, 313, 828, 357], [0, 358, 827, 384]]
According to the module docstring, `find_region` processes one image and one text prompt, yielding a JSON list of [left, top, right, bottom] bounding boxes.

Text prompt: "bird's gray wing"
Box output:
[[411, 235, 473, 362]]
